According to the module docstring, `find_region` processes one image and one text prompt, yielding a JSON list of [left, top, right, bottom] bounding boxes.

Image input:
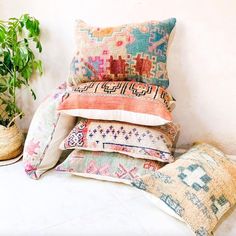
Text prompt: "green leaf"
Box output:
[[36, 41, 42, 52], [13, 45, 29, 69], [33, 60, 43, 75], [17, 25, 22, 34], [0, 82, 7, 92], [30, 88, 36, 100], [21, 65, 33, 80], [25, 18, 33, 31], [9, 17, 18, 21], [19, 20, 24, 28], [0, 63, 8, 76], [0, 26, 6, 42], [3, 50, 12, 71]]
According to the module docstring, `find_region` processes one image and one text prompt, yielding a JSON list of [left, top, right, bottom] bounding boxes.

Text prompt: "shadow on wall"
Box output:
[[17, 23, 72, 132], [168, 21, 213, 150]]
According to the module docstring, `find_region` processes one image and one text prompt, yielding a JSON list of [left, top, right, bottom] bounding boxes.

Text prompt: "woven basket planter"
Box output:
[[0, 124, 24, 161]]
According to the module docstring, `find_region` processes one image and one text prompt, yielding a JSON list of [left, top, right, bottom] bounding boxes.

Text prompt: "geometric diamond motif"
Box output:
[[87, 123, 167, 145], [210, 195, 230, 219], [178, 164, 211, 192]]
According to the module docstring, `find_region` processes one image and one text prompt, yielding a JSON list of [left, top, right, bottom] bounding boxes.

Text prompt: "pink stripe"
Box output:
[[58, 94, 172, 121]]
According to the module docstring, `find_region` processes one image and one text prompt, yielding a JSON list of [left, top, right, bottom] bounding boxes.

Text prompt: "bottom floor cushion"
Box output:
[[132, 143, 236, 236], [56, 149, 166, 184]]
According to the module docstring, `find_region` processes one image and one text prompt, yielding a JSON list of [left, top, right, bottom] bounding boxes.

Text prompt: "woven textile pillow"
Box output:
[[56, 150, 165, 184], [132, 143, 236, 236], [23, 83, 76, 179], [60, 119, 179, 163], [68, 18, 176, 88], [57, 81, 175, 126]]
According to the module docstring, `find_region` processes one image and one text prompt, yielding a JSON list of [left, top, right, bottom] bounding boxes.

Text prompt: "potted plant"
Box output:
[[0, 14, 43, 161]]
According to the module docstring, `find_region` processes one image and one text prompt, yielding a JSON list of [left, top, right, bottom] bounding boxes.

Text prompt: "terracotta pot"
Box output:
[[0, 124, 24, 161]]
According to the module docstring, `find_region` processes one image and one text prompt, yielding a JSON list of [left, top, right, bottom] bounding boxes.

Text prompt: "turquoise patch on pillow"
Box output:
[[69, 18, 176, 88]]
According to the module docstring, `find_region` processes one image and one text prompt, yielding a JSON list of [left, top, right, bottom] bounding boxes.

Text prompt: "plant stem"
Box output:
[[11, 20, 18, 118], [2, 62, 14, 77], [13, 69, 16, 116]]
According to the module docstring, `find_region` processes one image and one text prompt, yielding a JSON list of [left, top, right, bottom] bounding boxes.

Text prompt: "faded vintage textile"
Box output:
[[132, 143, 236, 236], [23, 83, 76, 179], [56, 150, 166, 184], [60, 119, 179, 162], [57, 81, 175, 126], [69, 18, 176, 88]]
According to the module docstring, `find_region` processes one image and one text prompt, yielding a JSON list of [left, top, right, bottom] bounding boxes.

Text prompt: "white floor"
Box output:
[[0, 160, 235, 236]]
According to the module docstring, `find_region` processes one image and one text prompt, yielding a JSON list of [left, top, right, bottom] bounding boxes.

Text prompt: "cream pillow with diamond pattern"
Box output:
[[60, 119, 179, 163]]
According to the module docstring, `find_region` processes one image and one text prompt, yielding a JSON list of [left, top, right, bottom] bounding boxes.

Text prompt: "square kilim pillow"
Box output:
[[68, 18, 176, 88], [132, 143, 236, 236]]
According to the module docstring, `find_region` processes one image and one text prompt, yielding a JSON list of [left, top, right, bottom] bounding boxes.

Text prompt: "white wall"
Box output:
[[1, 0, 236, 154]]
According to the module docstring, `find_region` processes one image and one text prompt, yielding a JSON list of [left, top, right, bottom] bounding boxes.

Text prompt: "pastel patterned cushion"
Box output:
[[60, 119, 179, 162], [57, 81, 175, 126], [23, 83, 77, 179], [68, 18, 176, 88], [132, 143, 236, 236], [56, 150, 166, 184]]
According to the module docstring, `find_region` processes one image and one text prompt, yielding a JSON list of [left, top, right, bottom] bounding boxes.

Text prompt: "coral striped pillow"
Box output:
[[58, 81, 175, 126]]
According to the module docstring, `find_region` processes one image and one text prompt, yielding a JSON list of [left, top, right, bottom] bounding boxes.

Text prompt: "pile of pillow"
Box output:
[[55, 18, 180, 184], [23, 17, 178, 180], [23, 18, 236, 235], [56, 118, 179, 184]]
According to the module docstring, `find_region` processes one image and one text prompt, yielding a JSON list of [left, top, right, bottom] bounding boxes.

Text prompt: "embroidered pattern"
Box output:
[[72, 81, 175, 112], [107, 56, 128, 77], [129, 82, 152, 97], [23, 83, 76, 179], [132, 179, 147, 191], [69, 18, 176, 88], [57, 81, 176, 127], [195, 227, 208, 236], [210, 195, 230, 220], [25, 139, 40, 156], [178, 164, 211, 192], [56, 150, 164, 184], [153, 172, 173, 184], [134, 54, 154, 77], [143, 160, 165, 172], [86, 160, 110, 176], [160, 193, 184, 217], [66, 119, 87, 148], [115, 164, 138, 179], [61, 119, 179, 162], [185, 191, 211, 219]]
